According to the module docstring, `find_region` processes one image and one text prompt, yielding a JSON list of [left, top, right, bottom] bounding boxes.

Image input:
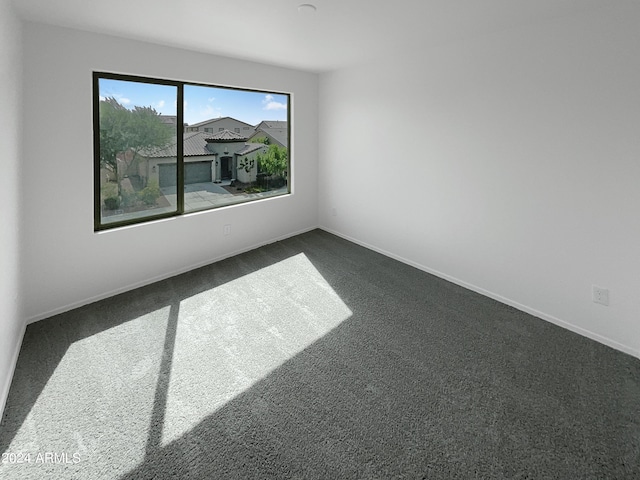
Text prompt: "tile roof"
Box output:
[[187, 116, 254, 129], [256, 120, 288, 129], [252, 127, 288, 148], [142, 131, 213, 158], [140, 133, 265, 158], [204, 129, 247, 141], [236, 143, 268, 156]]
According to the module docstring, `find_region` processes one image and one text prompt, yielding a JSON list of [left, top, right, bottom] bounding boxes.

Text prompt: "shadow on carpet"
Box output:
[[1, 229, 639, 479]]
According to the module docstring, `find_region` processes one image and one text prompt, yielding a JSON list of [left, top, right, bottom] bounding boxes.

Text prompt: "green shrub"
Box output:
[[121, 190, 138, 207], [104, 197, 120, 210], [101, 182, 118, 199], [138, 180, 161, 206], [102, 182, 120, 210], [244, 186, 265, 193]]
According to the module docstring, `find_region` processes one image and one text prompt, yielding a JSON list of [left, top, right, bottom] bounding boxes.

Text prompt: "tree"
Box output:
[[252, 136, 270, 145], [99, 98, 129, 175], [256, 144, 288, 189], [99, 97, 172, 178]]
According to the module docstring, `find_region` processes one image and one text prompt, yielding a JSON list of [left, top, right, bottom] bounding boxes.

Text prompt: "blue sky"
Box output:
[[98, 78, 288, 126]]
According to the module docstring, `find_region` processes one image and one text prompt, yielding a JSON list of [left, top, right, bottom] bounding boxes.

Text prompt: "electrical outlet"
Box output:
[[223, 224, 231, 236], [592, 285, 609, 306]]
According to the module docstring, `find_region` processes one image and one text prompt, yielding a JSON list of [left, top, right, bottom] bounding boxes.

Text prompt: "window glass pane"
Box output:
[[97, 78, 178, 226], [95, 74, 291, 230], [183, 84, 290, 213]]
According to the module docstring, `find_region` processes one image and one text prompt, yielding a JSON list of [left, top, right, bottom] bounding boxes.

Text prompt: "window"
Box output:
[[93, 72, 290, 231]]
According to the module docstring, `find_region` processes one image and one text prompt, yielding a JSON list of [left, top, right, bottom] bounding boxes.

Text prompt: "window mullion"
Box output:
[[177, 83, 185, 214]]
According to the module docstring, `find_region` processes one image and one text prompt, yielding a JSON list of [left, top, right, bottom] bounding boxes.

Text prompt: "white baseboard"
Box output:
[[320, 226, 640, 361], [0, 320, 27, 421], [25, 222, 640, 361], [26, 225, 318, 325]]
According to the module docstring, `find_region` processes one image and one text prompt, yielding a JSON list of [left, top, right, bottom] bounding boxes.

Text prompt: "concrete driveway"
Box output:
[[160, 182, 287, 211]]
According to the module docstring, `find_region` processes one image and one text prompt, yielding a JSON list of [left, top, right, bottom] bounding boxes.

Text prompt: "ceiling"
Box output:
[[12, 0, 606, 73]]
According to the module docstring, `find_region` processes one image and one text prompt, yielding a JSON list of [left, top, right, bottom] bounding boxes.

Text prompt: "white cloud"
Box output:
[[156, 100, 165, 108], [120, 97, 131, 105], [200, 105, 216, 117], [208, 97, 215, 102], [262, 94, 286, 111]]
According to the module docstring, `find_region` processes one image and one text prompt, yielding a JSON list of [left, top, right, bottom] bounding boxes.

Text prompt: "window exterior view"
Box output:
[[94, 73, 290, 230]]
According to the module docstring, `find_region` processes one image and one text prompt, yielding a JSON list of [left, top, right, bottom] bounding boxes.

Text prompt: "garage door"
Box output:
[[185, 161, 212, 184], [158, 161, 212, 187], [159, 164, 176, 188]]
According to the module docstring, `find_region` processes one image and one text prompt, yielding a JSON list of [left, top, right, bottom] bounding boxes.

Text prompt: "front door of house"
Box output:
[[221, 156, 232, 180]]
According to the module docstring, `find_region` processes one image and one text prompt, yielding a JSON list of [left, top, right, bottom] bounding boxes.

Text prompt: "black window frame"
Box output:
[[93, 71, 291, 232]]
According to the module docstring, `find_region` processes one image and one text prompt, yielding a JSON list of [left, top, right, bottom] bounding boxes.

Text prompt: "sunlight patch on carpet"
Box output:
[[161, 253, 352, 446], [3, 306, 172, 472]]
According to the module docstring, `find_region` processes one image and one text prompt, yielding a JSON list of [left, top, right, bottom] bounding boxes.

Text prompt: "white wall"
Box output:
[[0, 0, 24, 415], [22, 23, 318, 322], [319, 4, 640, 358]]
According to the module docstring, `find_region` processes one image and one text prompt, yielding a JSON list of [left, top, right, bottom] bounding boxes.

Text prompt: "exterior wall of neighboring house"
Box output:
[[235, 161, 253, 183], [203, 141, 268, 184], [185, 117, 255, 136], [204, 140, 243, 182], [236, 145, 269, 183], [203, 140, 244, 157]]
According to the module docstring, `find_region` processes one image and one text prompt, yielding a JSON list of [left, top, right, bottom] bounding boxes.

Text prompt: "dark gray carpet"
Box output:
[[1, 229, 639, 479]]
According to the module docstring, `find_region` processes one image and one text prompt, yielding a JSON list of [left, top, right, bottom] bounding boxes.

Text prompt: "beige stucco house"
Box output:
[[135, 129, 268, 187], [184, 116, 256, 137]]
